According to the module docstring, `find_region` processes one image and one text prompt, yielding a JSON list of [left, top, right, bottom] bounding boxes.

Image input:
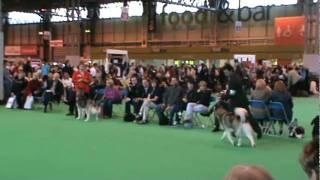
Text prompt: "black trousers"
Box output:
[[125, 100, 143, 115]]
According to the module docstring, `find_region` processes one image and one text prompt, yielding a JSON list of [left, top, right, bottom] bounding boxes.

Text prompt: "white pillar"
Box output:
[[0, 0, 4, 101]]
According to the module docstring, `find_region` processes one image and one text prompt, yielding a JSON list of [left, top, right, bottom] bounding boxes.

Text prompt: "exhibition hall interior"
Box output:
[[0, 0, 319, 180]]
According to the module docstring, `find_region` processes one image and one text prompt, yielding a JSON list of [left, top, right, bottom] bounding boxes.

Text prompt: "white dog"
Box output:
[[215, 101, 256, 147], [84, 101, 100, 122]]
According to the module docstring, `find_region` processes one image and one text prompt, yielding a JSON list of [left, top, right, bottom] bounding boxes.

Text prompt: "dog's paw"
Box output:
[[252, 144, 256, 148], [84, 119, 89, 122], [237, 143, 242, 147]]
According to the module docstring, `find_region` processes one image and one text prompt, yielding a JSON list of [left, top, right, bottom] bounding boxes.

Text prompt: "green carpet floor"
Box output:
[[0, 97, 318, 180]]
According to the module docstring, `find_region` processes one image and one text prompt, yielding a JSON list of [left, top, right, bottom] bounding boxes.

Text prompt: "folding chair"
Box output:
[[268, 101, 292, 136], [249, 100, 272, 134], [193, 96, 217, 128]]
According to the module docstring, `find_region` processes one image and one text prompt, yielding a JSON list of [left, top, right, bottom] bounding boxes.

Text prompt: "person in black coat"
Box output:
[[124, 76, 145, 116], [213, 65, 262, 139], [62, 60, 73, 76], [11, 72, 28, 109], [43, 73, 64, 112]]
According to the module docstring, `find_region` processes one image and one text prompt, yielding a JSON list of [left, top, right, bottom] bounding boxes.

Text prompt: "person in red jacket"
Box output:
[[72, 64, 92, 94]]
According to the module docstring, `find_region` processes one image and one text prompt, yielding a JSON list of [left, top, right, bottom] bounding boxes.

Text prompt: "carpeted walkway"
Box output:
[[0, 97, 318, 180]]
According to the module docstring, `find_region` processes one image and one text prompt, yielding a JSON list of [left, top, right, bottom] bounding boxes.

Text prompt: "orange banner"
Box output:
[[274, 16, 305, 45]]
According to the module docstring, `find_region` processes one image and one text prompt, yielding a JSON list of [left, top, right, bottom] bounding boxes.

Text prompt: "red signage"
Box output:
[[5, 46, 21, 56], [275, 16, 305, 45], [21, 46, 38, 55], [50, 40, 63, 47], [5, 46, 38, 56]]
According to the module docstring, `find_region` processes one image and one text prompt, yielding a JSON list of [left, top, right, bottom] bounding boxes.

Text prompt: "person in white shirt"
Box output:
[[90, 63, 97, 78]]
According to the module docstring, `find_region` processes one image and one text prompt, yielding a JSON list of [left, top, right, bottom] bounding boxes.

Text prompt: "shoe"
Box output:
[[257, 132, 262, 139], [66, 113, 74, 116], [212, 127, 220, 132]]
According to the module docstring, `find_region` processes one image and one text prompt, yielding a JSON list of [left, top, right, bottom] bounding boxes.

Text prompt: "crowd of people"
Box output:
[[3, 59, 319, 124], [2, 59, 319, 180]]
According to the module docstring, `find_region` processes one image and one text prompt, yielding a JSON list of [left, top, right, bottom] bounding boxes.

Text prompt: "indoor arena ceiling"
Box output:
[[2, 0, 124, 12]]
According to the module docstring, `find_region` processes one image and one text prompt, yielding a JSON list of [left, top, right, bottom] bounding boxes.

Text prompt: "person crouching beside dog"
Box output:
[[43, 73, 64, 113], [183, 81, 212, 126], [103, 79, 121, 118]]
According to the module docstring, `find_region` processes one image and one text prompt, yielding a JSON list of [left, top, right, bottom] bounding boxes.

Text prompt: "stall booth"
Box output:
[[105, 49, 129, 77]]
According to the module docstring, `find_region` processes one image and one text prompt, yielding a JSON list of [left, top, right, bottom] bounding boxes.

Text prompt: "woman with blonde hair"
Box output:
[[103, 79, 121, 118]]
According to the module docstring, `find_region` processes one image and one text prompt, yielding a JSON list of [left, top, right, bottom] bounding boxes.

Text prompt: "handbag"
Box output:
[[24, 95, 34, 110], [6, 96, 17, 109]]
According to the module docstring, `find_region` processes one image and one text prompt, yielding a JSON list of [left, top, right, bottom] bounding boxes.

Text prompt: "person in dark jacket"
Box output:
[[183, 81, 211, 123], [62, 60, 73, 76], [136, 79, 163, 124], [23, 60, 33, 78], [156, 77, 184, 126], [124, 76, 145, 116], [213, 65, 262, 139], [181, 80, 199, 110], [43, 73, 64, 113], [11, 72, 28, 109]]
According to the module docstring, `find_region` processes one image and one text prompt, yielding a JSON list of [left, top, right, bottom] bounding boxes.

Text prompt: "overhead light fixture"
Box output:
[[85, 29, 91, 33], [38, 31, 43, 35]]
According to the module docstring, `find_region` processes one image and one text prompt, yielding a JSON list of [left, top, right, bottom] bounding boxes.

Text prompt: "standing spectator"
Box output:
[[62, 72, 75, 116], [41, 61, 50, 78], [3, 60, 13, 102], [72, 64, 92, 94], [62, 60, 73, 76], [23, 60, 33, 78], [90, 63, 98, 78]]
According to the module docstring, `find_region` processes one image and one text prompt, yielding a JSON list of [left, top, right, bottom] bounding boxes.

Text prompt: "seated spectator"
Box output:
[[183, 81, 211, 123], [182, 80, 199, 110], [225, 165, 273, 180], [23, 72, 42, 98], [156, 77, 184, 126], [43, 73, 64, 113], [103, 79, 121, 118], [270, 80, 293, 134], [250, 79, 272, 120], [300, 138, 319, 180], [136, 79, 163, 124], [11, 71, 28, 109], [124, 76, 145, 117]]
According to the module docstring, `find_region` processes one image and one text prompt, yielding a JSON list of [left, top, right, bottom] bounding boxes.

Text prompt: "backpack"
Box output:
[[124, 113, 136, 122]]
